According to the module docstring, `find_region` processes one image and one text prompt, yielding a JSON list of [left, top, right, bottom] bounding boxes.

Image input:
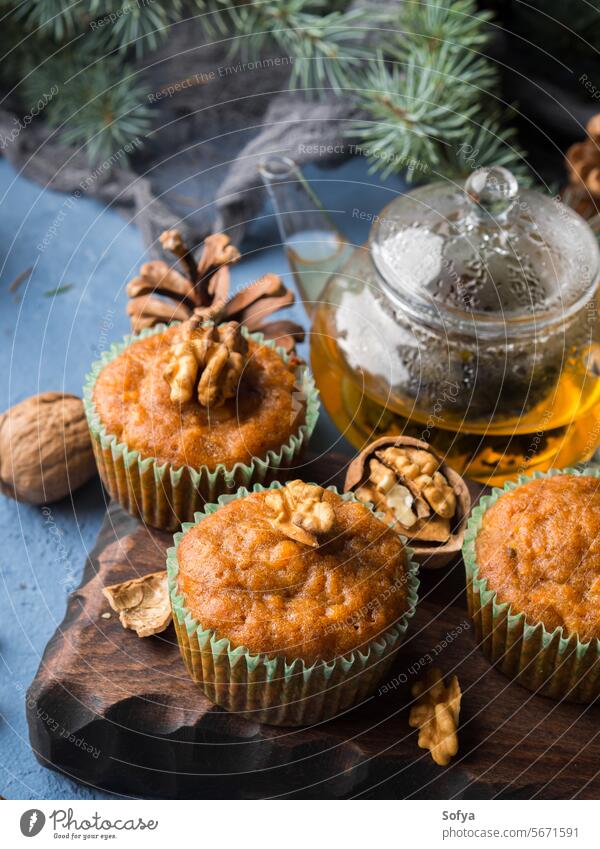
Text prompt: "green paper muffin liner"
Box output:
[[83, 323, 320, 532], [463, 466, 600, 703], [167, 482, 420, 726]]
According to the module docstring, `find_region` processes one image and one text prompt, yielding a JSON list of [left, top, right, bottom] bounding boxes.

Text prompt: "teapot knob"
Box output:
[[465, 166, 518, 219]]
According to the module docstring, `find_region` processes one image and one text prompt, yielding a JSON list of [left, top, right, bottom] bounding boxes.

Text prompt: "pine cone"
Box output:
[[564, 114, 600, 218], [127, 230, 305, 353]]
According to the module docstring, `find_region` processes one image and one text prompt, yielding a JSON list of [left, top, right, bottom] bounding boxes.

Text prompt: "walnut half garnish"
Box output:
[[163, 320, 248, 407], [265, 481, 335, 547], [409, 668, 461, 766], [102, 571, 171, 638], [356, 446, 456, 543]]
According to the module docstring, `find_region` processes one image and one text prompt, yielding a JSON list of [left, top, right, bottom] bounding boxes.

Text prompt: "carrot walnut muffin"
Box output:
[[465, 471, 600, 702], [168, 481, 419, 723], [93, 320, 305, 469], [85, 320, 318, 529], [475, 474, 600, 641], [175, 481, 411, 663]]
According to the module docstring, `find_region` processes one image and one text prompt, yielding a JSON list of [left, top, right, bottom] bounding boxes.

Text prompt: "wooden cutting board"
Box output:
[[26, 453, 600, 799]]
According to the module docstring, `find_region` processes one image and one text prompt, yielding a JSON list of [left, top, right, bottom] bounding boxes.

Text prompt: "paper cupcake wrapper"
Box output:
[[463, 466, 600, 703], [83, 323, 320, 532], [167, 482, 420, 726]]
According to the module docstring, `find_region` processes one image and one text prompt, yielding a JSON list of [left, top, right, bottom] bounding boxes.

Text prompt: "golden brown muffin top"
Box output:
[[92, 325, 305, 470], [475, 475, 600, 641], [176, 485, 411, 663]]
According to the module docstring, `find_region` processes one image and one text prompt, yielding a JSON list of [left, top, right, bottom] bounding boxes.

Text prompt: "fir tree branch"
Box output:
[[389, 0, 494, 56], [350, 0, 528, 181], [0, 0, 529, 181], [88, 0, 184, 57], [11, 0, 186, 56], [22, 54, 152, 163], [14, 0, 83, 41], [213, 0, 374, 92]]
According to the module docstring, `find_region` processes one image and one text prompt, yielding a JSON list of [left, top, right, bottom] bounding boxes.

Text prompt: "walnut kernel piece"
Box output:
[[420, 471, 457, 519], [378, 447, 456, 518], [364, 447, 457, 540], [368, 458, 397, 494], [409, 668, 461, 766], [265, 481, 335, 547], [163, 320, 248, 407], [356, 479, 417, 529], [102, 571, 171, 638], [385, 483, 419, 528], [381, 446, 438, 479]]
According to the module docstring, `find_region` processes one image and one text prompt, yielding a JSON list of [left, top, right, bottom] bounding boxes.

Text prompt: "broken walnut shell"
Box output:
[[102, 570, 171, 638], [345, 436, 471, 569]]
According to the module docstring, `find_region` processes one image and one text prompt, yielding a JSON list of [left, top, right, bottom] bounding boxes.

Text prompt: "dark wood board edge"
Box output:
[[25, 457, 600, 799]]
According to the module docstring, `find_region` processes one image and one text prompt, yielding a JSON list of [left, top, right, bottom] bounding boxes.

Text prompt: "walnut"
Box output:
[[0, 392, 96, 504], [409, 668, 461, 766], [265, 481, 335, 547], [356, 446, 456, 542], [163, 320, 248, 407], [422, 471, 457, 519], [355, 481, 417, 529], [368, 458, 395, 490], [345, 437, 471, 568], [377, 447, 457, 519], [381, 447, 438, 479], [102, 571, 171, 638]]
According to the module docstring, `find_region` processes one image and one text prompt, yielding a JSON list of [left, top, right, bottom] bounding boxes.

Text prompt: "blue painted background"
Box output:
[[0, 156, 406, 799]]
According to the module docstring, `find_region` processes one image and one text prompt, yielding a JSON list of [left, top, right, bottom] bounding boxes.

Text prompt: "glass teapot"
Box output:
[[262, 159, 600, 484]]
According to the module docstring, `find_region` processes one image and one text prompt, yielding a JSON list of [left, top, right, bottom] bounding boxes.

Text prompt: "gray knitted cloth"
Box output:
[[1, 7, 583, 253], [0, 21, 363, 253]]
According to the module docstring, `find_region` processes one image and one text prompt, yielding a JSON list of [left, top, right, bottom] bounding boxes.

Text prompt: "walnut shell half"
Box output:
[[0, 392, 97, 504], [344, 436, 471, 569], [103, 571, 171, 638]]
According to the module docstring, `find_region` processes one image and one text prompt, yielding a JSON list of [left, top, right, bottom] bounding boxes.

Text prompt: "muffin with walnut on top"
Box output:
[[84, 318, 318, 530], [168, 479, 419, 725]]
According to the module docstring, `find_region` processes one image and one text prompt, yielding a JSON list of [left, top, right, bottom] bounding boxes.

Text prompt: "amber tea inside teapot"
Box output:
[[308, 166, 600, 484]]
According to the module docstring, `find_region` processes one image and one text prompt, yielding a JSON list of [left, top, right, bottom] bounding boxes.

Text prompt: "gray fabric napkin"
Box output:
[[0, 20, 362, 254]]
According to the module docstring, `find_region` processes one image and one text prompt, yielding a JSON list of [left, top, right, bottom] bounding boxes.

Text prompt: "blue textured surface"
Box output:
[[0, 156, 406, 799]]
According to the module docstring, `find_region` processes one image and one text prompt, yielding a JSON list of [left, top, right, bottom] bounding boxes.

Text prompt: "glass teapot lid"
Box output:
[[369, 166, 600, 336]]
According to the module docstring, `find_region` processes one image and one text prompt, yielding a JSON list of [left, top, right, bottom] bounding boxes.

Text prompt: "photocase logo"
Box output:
[[20, 809, 46, 837]]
